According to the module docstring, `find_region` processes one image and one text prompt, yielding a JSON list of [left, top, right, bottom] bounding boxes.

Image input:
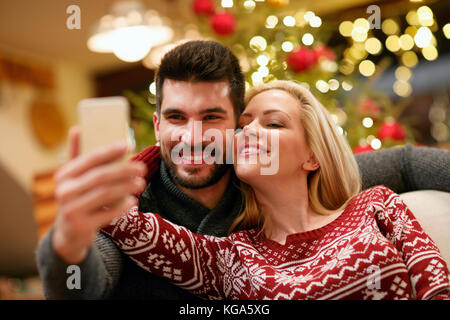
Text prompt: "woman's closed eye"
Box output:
[[266, 121, 284, 128]]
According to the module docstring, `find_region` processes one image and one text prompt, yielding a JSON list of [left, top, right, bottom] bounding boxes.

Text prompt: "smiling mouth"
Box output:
[[238, 143, 268, 157]]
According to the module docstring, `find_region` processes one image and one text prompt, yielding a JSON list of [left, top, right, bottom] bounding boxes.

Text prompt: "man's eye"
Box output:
[[204, 115, 220, 120], [168, 115, 184, 120]]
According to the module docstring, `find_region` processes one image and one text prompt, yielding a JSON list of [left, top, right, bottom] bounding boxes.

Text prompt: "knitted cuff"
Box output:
[[131, 145, 161, 181]]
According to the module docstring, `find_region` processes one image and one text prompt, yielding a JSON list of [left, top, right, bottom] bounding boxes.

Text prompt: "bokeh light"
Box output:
[[444, 23, 450, 39], [302, 33, 314, 46], [422, 46, 438, 61], [339, 21, 353, 37], [370, 138, 382, 150], [401, 51, 419, 67], [406, 11, 419, 26], [417, 6, 434, 27], [395, 66, 412, 81], [386, 35, 401, 52], [399, 34, 415, 51], [309, 16, 322, 28], [362, 117, 374, 128], [316, 80, 329, 93], [359, 60, 376, 77], [265, 15, 278, 29], [365, 37, 382, 55], [393, 80, 412, 97], [149, 82, 156, 95], [283, 16, 296, 27], [414, 27, 433, 48], [256, 54, 269, 66], [342, 81, 353, 91], [281, 41, 294, 52], [351, 26, 368, 42], [328, 79, 339, 91], [382, 19, 399, 35], [249, 36, 267, 51]]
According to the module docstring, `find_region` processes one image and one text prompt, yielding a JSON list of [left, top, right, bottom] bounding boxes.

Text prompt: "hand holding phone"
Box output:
[[51, 97, 146, 264]]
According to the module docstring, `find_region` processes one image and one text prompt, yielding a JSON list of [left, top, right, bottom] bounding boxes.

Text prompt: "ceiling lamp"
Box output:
[[143, 24, 204, 69], [87, 1, 173, 62]]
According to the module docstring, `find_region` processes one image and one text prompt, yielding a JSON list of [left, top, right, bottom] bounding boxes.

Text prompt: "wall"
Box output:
[[0, 45, 94, 276], [0, 45, 94, 192]]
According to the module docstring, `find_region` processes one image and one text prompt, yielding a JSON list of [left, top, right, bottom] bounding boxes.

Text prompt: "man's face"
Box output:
[[154, 79, 237, 189]]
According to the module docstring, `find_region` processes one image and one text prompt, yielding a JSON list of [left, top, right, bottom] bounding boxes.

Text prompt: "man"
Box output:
[[37, 40, 450, 299]]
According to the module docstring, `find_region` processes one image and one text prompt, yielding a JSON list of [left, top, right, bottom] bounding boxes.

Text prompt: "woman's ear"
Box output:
[[302, 153, 320, 172]]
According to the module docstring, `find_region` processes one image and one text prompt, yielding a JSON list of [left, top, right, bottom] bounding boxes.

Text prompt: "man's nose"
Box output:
[[180, 119, 203, 147]]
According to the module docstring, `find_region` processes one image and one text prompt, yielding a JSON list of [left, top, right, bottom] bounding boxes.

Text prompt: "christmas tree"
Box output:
[[134, 0, 448, 153]]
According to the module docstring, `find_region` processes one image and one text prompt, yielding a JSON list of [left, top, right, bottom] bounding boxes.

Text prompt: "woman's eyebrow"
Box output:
[[263, 109, 292, 120], [240, 109, 292, 120]]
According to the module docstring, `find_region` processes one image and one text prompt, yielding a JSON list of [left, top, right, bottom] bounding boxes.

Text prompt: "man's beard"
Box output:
[[161, 146, 231, 190]]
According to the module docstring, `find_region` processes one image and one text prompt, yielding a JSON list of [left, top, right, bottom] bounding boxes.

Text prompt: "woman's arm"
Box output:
[[355, 145, 450, 193], [373, 186, 450, 299], [100, 207, 233, 300]]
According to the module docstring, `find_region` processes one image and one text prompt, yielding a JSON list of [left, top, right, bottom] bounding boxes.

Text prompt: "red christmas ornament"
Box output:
[[314, 44, 336, 61], [192, 0, 215, 16], [353, 144, 375, 154], [210, 12, 236, 36], [287, 47, 318, 73], [377, 120, 406, 142], [359, 98, 381, 116]]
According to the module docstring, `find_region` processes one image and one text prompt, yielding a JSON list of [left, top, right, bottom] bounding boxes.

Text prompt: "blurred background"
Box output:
[[0, 0, 449, 299]]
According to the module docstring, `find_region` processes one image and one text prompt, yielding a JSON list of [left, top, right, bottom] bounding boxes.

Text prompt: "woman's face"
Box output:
[[234, 89, 317, 186]]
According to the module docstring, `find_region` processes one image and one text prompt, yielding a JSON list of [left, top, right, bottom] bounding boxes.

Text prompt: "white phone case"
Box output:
[[78, 96, 133, 155]]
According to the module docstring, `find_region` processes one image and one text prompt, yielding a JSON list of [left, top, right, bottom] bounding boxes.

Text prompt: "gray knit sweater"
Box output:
[[36, 145, 450, 299]]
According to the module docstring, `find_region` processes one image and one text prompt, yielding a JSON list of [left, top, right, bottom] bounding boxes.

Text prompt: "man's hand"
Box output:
[[52, 127, 147, 264]]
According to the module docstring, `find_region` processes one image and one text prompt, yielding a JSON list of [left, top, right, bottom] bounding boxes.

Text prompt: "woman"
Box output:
[[101, 81, 450, 299]]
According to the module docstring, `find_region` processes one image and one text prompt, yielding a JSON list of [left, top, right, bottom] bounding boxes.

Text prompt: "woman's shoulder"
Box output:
[[356, 185, 399, 201], [350, 185, 407, 218], [345, 185, 402, 214]]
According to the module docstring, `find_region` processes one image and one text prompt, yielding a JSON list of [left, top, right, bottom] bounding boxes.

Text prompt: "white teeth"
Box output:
[[241, 147, 260, 154], [180, 153, 213, 162]]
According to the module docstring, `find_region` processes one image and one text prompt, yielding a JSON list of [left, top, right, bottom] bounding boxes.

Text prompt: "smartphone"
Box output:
[[78, 96, 134, 156]]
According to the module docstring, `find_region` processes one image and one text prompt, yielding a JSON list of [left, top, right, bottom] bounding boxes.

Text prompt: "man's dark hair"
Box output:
[[155, 40, 245, 122]]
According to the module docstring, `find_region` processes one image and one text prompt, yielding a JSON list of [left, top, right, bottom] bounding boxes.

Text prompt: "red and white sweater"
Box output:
[[100, 146, 450, 299], [101, 185, 450, 300]]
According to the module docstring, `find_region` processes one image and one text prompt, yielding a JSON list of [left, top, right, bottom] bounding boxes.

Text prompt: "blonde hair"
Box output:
[[229, 80, 361, 235]]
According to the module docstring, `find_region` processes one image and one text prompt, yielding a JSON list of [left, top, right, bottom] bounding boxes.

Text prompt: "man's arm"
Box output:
[[36, 127, 147, 299], [355, 145, 450, 193], [36, 228, 122, 299]]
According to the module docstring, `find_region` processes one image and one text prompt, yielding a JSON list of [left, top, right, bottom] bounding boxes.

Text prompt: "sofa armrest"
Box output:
[[399, 190, 450, 266]]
